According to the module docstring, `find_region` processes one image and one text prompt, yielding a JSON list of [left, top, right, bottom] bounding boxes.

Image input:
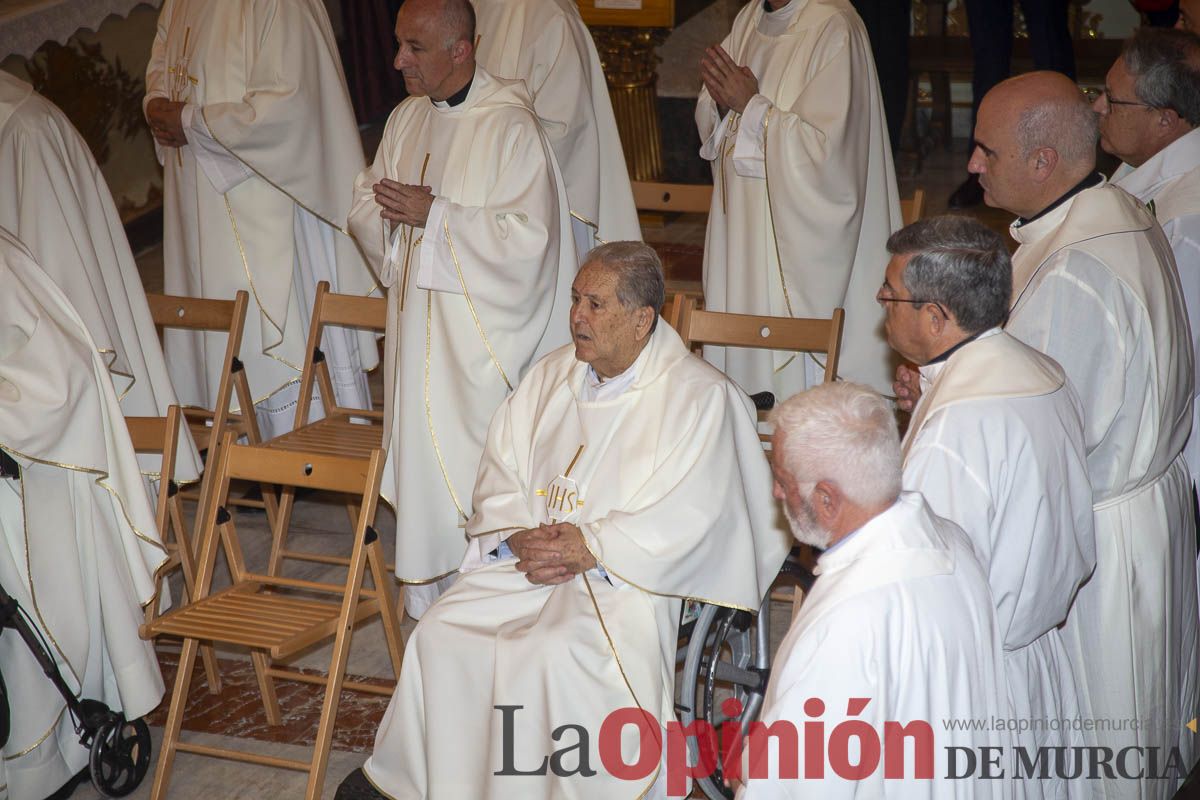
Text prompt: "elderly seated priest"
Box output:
[[338, 241, 791, 799], [0, 228, 165, 800]]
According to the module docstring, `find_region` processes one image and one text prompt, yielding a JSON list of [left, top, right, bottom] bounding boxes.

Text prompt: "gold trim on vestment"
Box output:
[[98, 348, 136, 403], [443, 220, 513, 392], [761, 108, 810, 378], [3, 706, 67, 761], [424, 290, 469, 523], [2, 444, 168, 557]]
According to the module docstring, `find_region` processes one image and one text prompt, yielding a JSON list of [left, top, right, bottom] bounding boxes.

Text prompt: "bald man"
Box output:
[[347, 0, 575, 619], [970, 71, 1197, 799]]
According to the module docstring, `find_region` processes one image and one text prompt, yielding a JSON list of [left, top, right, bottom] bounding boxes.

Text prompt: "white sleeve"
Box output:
[[699, 107, 734, 162], [415, 197, 465, 295], [730, 94, 771, 179], [184, 105, 256, 194]]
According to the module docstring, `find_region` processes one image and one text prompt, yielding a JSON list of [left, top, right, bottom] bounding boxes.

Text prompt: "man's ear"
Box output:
[[636, 306, 655, 339], [451, 38, 471, 64], [812, 480, 839, 525], [1030, 146, 1060, 183]]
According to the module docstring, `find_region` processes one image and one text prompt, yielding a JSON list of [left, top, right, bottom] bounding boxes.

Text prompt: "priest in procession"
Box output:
[[348, 0, 577, 619]]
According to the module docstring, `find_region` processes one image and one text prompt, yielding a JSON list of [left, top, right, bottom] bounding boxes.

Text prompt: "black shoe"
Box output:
[[749, 391, 776, 411], [947, 173, 984, 209], [336, 768, 388, 800]]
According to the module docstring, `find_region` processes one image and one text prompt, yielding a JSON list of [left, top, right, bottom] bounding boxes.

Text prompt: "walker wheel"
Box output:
[[89, 716, 151, 797]]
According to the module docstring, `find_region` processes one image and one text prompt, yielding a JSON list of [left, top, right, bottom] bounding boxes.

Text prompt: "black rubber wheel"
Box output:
[[89, 716, 151, 798]]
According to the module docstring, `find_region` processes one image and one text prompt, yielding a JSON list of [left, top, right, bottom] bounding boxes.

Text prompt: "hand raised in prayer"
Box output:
[[374, 179, 435, 227], [146, 97, 188, 148], [700, 46, 759, 116], [512, 523, 597, 585], [893, 362, 922, 413]]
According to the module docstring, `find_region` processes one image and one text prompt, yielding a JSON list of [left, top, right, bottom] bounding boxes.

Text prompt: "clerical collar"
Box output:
[[1015, 171, 1103, 227], [762, 0, 793, 12], [435, 74, 473, 109], [925, 328, 986, 366]]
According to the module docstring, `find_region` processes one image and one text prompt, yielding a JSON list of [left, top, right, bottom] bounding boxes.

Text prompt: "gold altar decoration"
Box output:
[[591, 25, 669, 181]]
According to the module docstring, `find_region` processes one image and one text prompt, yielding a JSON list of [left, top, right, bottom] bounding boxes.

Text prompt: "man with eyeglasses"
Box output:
[[1096, 29, 1200, 559], [912, 69, 1197, 800], [883, 214, 1095, 800]]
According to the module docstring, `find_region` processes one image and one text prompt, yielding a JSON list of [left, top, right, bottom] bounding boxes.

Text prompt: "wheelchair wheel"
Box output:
[[89, 716, 151, 798], [678, 596, 771, 800]]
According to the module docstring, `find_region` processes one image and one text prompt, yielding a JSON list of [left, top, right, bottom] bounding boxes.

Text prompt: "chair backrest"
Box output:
[[677, 297, 845, 384], [661, 293, 685, 332], [292, 281, 387, 429], [125, 406, 184, 539], [632, 181, 714, 214], [900, 189, 926, 226]]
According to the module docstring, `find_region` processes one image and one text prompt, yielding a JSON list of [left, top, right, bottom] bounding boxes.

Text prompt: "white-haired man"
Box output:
[[337, 241, 788, 798], [1097, 27, 1200, 533], [897, 70, 1198, 799], [884, 215, 1095, 800], [738, 381, 1007, 798]]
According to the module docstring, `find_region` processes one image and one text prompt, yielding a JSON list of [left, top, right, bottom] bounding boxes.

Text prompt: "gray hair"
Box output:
[[1124, 27, 1200, 127], [769, 382, 901, 509], [584, 241, 666, 331], [440, 0, 476, 49], [886, 215, 1012, 335], [1015, 93, 1099, 164]]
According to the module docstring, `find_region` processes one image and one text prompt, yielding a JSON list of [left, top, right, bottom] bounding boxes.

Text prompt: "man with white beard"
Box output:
[[738, 381, 1008, 798], [884, 215, 1095, 800]]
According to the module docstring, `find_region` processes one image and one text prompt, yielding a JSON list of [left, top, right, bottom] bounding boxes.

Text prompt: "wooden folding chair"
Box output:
[[258, 281, 387, 577], [676, 297, 845, 619], [901, 188, 927, 226], [142, 435, 404, 800], [129, 406, 221, 693], [631, 180, 714, 214], [145, 291, 277, 526], [661, 292, 685, 332]]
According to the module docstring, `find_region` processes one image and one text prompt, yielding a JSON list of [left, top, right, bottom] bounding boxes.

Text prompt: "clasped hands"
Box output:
[[145, 97, 188, 148], [374, 179, 435, 228], [509, 523, 597, 586], [700, 45, 759, 117]]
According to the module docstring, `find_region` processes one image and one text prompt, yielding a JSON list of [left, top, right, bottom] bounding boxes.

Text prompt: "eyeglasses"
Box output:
[[876, 294, 948, 318], [1084, 86, 1154, 113]]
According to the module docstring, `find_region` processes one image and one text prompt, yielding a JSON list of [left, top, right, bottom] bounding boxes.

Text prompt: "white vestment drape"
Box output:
[[145, 0, 377, 440], [739, 493, 1010, 799], [0, 229, 164, 800], [696, 0, 901, 396], [364, 322, 790, 798], [348, 67, 576, 611], [1007, 182, 1198, 800], [0, 71, 201, 482], [901, 330, 1096, 800], [473, 0, 641, 255]]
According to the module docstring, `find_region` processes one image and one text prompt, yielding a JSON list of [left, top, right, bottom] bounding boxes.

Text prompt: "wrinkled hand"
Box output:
[[700, 45, 759, 116], [893, 362, 922, 413], [374, 179, 434, 227], [146, 97, 188, 148], [512, 523, 596, 585]]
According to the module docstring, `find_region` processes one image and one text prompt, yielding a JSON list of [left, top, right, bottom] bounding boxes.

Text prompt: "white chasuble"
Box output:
[[901, 330, 1096, 800], [364, 323, 790, 799], [145, 0, 378, 440], [739, 493, 1010, 799], [348, 67, 576, 592], [1007, 182, 1198, 800], [0, 72, 201, 483], [472, 0, 642, 254], [696, 0, 901, 397], [0, 230, 164, 800]]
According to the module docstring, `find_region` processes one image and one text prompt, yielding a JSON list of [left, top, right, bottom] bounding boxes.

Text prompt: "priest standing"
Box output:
[[472, 0, 642, 253], [884, 216, 1095, 800], [348, 0, 576, 618], [337, 242, 788, 799], [0, 70, 201, 482], [696, 0, 901, 398], [0, 228, 166, 800], [143, 0, 377, 440], [740, 381, 1008, 798], [967, 71, 1197, 799]]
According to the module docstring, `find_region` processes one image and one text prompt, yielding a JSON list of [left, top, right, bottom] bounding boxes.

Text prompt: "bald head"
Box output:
[[393, 0, 476, 100], [968, 71, 1098, 218]]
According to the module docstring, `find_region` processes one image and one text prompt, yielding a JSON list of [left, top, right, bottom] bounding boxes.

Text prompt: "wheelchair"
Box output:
[[675, 547, 816, 799]]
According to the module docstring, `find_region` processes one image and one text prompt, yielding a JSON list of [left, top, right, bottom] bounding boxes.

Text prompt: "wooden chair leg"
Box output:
[[169, 500, 223, 693], [791, 585, 804, 621], [250, 650, 282, 726], [368, 541, 406, 676], [266, 486, 297, 578], [150, 636, 201, 800]]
